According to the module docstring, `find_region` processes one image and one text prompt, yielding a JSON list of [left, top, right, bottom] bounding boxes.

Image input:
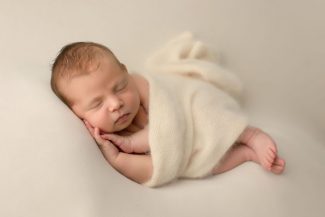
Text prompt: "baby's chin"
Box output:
[[101, 112, 137, 134], [102, 121, 132, 134]]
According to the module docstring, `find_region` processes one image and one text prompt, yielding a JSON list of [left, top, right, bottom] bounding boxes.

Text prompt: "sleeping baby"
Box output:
[[50, 35, 285, 187]]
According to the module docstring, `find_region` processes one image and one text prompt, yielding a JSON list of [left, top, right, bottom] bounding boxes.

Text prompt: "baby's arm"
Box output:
[[93, 127, 152, 184], [101, 126, 150, 154]]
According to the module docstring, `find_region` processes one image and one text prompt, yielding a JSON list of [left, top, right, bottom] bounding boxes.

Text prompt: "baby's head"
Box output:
[[51, 42, 141, 133]]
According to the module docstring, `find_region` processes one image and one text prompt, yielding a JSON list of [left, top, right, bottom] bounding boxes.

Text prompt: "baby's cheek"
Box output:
[[127, 91, 140, 111], [85, 113, 100, 128], [91, 112, 113, 133]]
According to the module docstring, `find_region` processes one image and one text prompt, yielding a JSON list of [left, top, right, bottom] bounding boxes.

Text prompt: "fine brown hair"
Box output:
[[51, 42, 121, 106]]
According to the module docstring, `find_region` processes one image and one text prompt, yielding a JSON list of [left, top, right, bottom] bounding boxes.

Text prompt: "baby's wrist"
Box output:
[[128, 136, 135, 152]]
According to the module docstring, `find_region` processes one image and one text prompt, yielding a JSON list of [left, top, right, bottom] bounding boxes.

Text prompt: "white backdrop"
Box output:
[[1, 1, 324, 217]]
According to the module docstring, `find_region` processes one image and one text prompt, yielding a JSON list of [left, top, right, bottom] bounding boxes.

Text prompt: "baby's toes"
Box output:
[[268, 148, 276, 157], [266, 152, 275, 163], [265, 152, 276, 168], [262, 158, 272, 170], [270, 144, 277, 153], [271, 165, 284, 174], [274, 158, 286, 167], [271, 158, 285, 174]]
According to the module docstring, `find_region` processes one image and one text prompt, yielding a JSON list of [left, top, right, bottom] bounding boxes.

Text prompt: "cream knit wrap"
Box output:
[[141, 33, 247, 187]]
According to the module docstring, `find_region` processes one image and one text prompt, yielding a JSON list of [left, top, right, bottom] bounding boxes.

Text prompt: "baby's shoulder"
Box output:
[[131, 73, 148, 87], [131, 73, 149, 110]]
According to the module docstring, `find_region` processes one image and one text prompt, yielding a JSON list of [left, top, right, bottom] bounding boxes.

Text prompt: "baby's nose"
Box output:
[[108, 97, 123, 112]]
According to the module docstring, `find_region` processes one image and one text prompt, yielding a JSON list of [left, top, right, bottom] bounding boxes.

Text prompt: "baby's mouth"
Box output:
[[115, 113, 130, 124]]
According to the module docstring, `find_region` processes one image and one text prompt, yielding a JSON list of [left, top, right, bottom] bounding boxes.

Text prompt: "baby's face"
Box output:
[[60, 56, 140, 133]]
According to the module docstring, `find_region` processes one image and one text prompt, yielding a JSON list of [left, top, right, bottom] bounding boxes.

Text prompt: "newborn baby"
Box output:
[[50, 42, 285, 186]]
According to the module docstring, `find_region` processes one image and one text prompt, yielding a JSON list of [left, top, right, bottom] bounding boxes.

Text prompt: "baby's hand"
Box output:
[[101, 134, 134, 153], [83, 120, 133, 153], [83, 120, 97, 138], [84, 121, 120, 165]]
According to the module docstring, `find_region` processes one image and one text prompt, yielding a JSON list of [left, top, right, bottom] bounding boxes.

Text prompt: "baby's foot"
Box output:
[[239, 127, 277, 171], [270, 157, 286, 174]]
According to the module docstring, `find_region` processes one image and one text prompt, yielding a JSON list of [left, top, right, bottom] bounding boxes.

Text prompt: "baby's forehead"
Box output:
[[88, 53, 120, 71], [62, 54, 111, 79], [58, 55, 121, 90]]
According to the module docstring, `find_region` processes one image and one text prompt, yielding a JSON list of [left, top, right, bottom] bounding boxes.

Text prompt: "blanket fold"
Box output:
[[141, 32, 247, 187]]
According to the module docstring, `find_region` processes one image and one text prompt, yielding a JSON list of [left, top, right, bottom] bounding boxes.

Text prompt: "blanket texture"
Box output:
[[141, 32, 248, 187]]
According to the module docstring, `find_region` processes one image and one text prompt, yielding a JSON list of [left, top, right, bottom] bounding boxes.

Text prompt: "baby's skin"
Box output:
[[85, 121, 150, 154], [53, 43, 285, 184], [212, 127, 285, 175], [76, 59, 286, 181], [85, 122, 286, 176]]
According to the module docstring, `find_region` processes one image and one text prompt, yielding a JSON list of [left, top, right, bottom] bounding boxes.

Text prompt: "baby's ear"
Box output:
[[120, 63, 127, 71]]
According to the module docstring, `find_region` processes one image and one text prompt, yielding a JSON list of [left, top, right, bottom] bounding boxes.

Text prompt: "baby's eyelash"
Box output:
[[116, 80, 128, 91], [90, 101, 102, 109]]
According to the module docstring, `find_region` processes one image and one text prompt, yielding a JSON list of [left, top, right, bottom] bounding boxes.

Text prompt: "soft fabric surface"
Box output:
[[142, 33, 247, 187], [1, 1, 324, 217]]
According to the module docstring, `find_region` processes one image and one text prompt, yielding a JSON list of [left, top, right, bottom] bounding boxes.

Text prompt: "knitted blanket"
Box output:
[[142, 33, 247, 187]]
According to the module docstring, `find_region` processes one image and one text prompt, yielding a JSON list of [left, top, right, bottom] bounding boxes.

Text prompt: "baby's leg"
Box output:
[[212, 143, 257, 175], [212, 126, 285, 175]]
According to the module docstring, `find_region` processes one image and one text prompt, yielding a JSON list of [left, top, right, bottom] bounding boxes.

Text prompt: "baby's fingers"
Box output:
[[101, 134, 124, 146], [94, 128, 120, 163], [94, 128, 108, 147], [101, 134, 118, 141], [84, 120, 95, 137]]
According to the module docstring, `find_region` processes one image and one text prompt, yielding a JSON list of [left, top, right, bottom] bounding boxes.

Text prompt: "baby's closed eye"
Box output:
[[89, 100, 103, 110], [114, 79, 128, 92]]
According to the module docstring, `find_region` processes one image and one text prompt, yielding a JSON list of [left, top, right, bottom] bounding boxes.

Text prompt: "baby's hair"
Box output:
[[51, 42, 121, 106]]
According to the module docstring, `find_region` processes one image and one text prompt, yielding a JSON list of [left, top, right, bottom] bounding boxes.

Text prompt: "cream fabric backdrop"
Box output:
[[1, 0, 324, 216]]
